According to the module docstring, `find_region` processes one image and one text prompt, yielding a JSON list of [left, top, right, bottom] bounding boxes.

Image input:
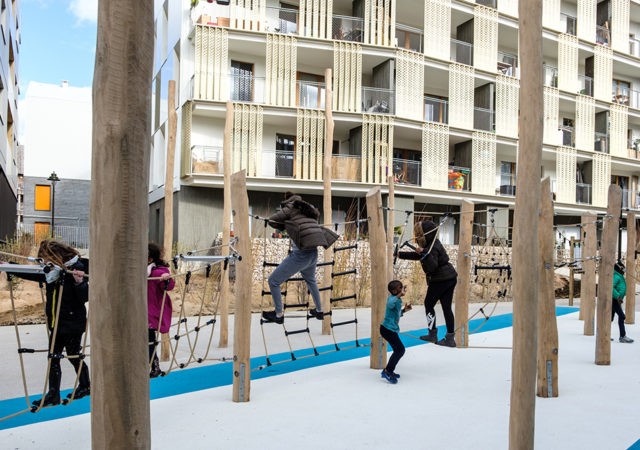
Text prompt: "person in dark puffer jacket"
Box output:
[[397, 220, 458, 347], [262, 192, 339, 324]]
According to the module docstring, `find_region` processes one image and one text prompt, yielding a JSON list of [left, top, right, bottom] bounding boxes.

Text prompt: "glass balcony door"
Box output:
[[231, 61, 254, 102]]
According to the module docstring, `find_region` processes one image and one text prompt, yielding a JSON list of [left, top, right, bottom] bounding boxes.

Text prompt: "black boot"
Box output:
[[32, 390, 61, 408], [150, 355, 163, 378], [66, 385, 90, 400], [436, 332, 457, 348], [419, 328, 438, 343]]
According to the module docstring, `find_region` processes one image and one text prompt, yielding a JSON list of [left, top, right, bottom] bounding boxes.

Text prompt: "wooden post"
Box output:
[[536, 178, 558, 398], [581, 213, 597, 334], [90, 1, 153, 447], [454, 200, 473, 348], [219, 102, 233, 347], [387, 176, 395, 281], [231, 170, 252, 401], [595, 185, 622, 365], [625, 212, 636, 324], [568, 236, 575, 306], [366, 187, 387, 369], [322, 68, 334, 335], [160, 80, 177, 362], [509, 0, 542, 445]]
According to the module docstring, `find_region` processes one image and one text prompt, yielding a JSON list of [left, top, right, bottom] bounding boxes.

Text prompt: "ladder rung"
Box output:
[[334, 244, 357, 252], [263, 262, 279, 267], [332, 269, 357, 278], [317, 261, 335, 267], [331, 319, 357, 328], [262, 290, 288, 296], [284, 303, 309, 309], [288, 277, 304, 282], [319, 285, 333, 292], [285, 328, 310, 336], [331, 294, 356, 303]]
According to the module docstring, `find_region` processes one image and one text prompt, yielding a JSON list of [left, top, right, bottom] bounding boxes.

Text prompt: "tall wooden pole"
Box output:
[[595, 185, 622, 365], [509, 0, 542, 445], [219, 102, 233, 347], [231, 170, 252, 401], [581, 213, 597, 335], [90, 1, 153, 447], [536, 178, 558, 398], [387, 176, 395, 281], [568, 237, 575, 306], [625, 212, 636, 324], [366, 186, 387, 369], [454, 200, 474, 348], [322, 68, 334, 335], [160, 80, 177, 362]]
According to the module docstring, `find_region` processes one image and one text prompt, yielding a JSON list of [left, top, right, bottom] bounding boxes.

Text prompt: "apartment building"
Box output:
[[0, 0, 20, 240], [150, 0, 640, 250]]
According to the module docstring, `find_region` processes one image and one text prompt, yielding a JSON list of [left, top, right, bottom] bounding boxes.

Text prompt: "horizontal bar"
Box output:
[[263, 262, 279, 267], [318, 285, 333, 292], [316, 261, 335, 267], [0, 264, 47, 275], [284, 303, 309, 309], [331, 319, 358, 328], [285, 328, 310, 336], [334, 244, 358, 252], [330, 294, 357, 303], [179, 255, 239, 263], [332, 269, 357, 278]]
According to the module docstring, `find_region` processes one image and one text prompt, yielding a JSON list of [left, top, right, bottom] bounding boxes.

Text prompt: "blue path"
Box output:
[[0, 307, 578, 430]]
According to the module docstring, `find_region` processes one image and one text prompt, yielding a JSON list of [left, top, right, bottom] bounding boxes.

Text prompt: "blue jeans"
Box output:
[[268, 246, 322, 315]]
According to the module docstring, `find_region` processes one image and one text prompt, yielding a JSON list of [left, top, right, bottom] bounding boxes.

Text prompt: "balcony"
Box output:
[[630, 37, 640, 57], [594, 132, 609, 154], [499, 172, 516, 196], [230, 73, 266, 104], [559, 126, 574, 147], [275, 149, 294, 178], [392, 158, 421, 186], [396, 23, 423, 53], [448, 166, 470, 191], [331, 154, 361, 182], [424, 96, 448, 123], [578, 74, 593, 96], [451, 39, 473, 66], [576, 183, 591, 204], [264, 6, 298, 35], [497, 51, 518, 77], [543, 64, 558, 87], [474, 107, 495, 132], [332, 15, 364, 43], [561, 13, 577, 36], [596, 25, 610, 46], [362, 87, 395, 114], [297, 80, 326, 109], [191, 145, 222, 175]]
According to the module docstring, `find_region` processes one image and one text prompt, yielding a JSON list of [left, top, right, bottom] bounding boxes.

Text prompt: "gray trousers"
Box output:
[[268, 246, 322, 314]]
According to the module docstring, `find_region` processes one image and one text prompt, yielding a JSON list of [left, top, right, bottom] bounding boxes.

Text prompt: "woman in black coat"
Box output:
[[397, 220, 458, 347]]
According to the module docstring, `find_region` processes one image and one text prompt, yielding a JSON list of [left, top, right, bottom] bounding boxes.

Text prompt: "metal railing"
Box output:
[[297, 80, 326, 109], [621, 188, 631, 209], [448, 166, 470, 191], [630, 37, 640, 57], [578, 74, 593, 96], [424, 96, 448, 123], [561, 13, 577, 35], [331, 154, 361, 182], [265, 6, 298, 35], [543, 64, 558, 87], [451, 39, 473, 65], [191, 145, 223, 175], [332, 15, 364, 42], [560, 126, 574, 147], [230, 73, 266, 103], [396, 23, 423, 53], [576, 183, 591, 204], [497, 50, 518, 76], [499, 171, 516, 196], [275, 149, 294, 178], [474, 107, 495, 132], [19, 223, 90, 250], [362, 87, 395, 114], [594, 132, 609, 153], [596, 25, 610, 46], [392, 158, 421, 186], [630, 89, 640, 109], [476, 0, 497, 7]]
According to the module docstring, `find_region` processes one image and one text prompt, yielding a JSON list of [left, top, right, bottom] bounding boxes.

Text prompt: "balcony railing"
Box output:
[[560, 126, 574, 147], [561, 13, 577, 35], [621, 188, 631, 209], [275, 149, 294, 178], [476, 0, 497, 8], [630, 37, 640, 57], [297, 80, 326, 109], [230, 73, 266, 104], [451, 39, 473, 65], [265, 6, 298, 35], [448, 166, 470, 191], [499, 172, 516, 196], [578, 74, 593, 96], [191, 145, 222, 175], [424, 96, 448, 123], [497, 51, 518, 77], [474, 107, 495, 132], [594, 132, 609, 153], [362, 87, 395, 114], [396, 23, 423, 53], [543, 64, 558, 87], [576, 183, 591, 204], [392, 158, 421, 186], [332, 15, 364, 42], [596, 25, 610, 46], [331, 154, 361, 182]]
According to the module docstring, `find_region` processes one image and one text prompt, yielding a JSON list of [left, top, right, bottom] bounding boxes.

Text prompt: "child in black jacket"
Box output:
[[397, 220, 458, 347]]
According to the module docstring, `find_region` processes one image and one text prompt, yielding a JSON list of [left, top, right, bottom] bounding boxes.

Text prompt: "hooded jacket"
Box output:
[[147, 264, 175, 333], [268, 194, 339, 250], [398, 220, 457, 283]]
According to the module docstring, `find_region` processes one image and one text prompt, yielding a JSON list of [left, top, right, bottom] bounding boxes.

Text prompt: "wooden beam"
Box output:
[[219, 101, 234, 347], [90, 1, 153, 447], [231, 170, 252, 401], [366, 186, 387, 369], [536, 178, 558, 398], [568, 237, 575, 306], [454, 200, 474, 348], [322, 68, 334, 335], [581, 213, 597, 335], [387, 176, 395, 281], [509, 0, 543, 445], [595, 185, 622, 365], [625, 212, 636, 324]]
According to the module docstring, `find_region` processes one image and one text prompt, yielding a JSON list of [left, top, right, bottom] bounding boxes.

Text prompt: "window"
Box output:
[[34, 185, 51, 211], [275, 134, 295, 177], [297, 72, 324, 109], [612, 79, 630, 105], [230, 61, 253, 102]]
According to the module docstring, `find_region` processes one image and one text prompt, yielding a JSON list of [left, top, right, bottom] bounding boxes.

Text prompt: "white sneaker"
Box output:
[[619, 336, 634, 343]]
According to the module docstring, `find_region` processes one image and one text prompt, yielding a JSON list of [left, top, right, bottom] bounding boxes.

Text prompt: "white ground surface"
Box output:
[[1, 301, 639, 450]]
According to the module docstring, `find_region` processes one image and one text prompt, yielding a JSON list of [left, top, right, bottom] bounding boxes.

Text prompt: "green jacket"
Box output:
[[612, 270, 626, 301]]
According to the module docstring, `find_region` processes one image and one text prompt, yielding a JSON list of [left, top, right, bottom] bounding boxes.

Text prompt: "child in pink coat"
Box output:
[[147, 242, 175, 377]]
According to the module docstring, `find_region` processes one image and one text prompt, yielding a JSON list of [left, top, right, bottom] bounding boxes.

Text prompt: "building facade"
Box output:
[[150, 0, 640, 251], [0, 0, 20, 240]]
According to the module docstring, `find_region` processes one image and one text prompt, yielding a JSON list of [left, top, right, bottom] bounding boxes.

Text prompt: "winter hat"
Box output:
[[421, 220, 436, 234], [614, 261, 626, 274]]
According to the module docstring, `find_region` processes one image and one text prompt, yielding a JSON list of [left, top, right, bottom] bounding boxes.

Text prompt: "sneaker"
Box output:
[[436, 332, 457, 348], [391, 371, 400, 379], [619, 336, 634, 343], [419, 329, 438, 343], [308, 309, 324, 320], [32, 391, 60, 408], [262, 310, 284, 324], [66, 386, 90, 400], [381, 369, 398, 384]]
